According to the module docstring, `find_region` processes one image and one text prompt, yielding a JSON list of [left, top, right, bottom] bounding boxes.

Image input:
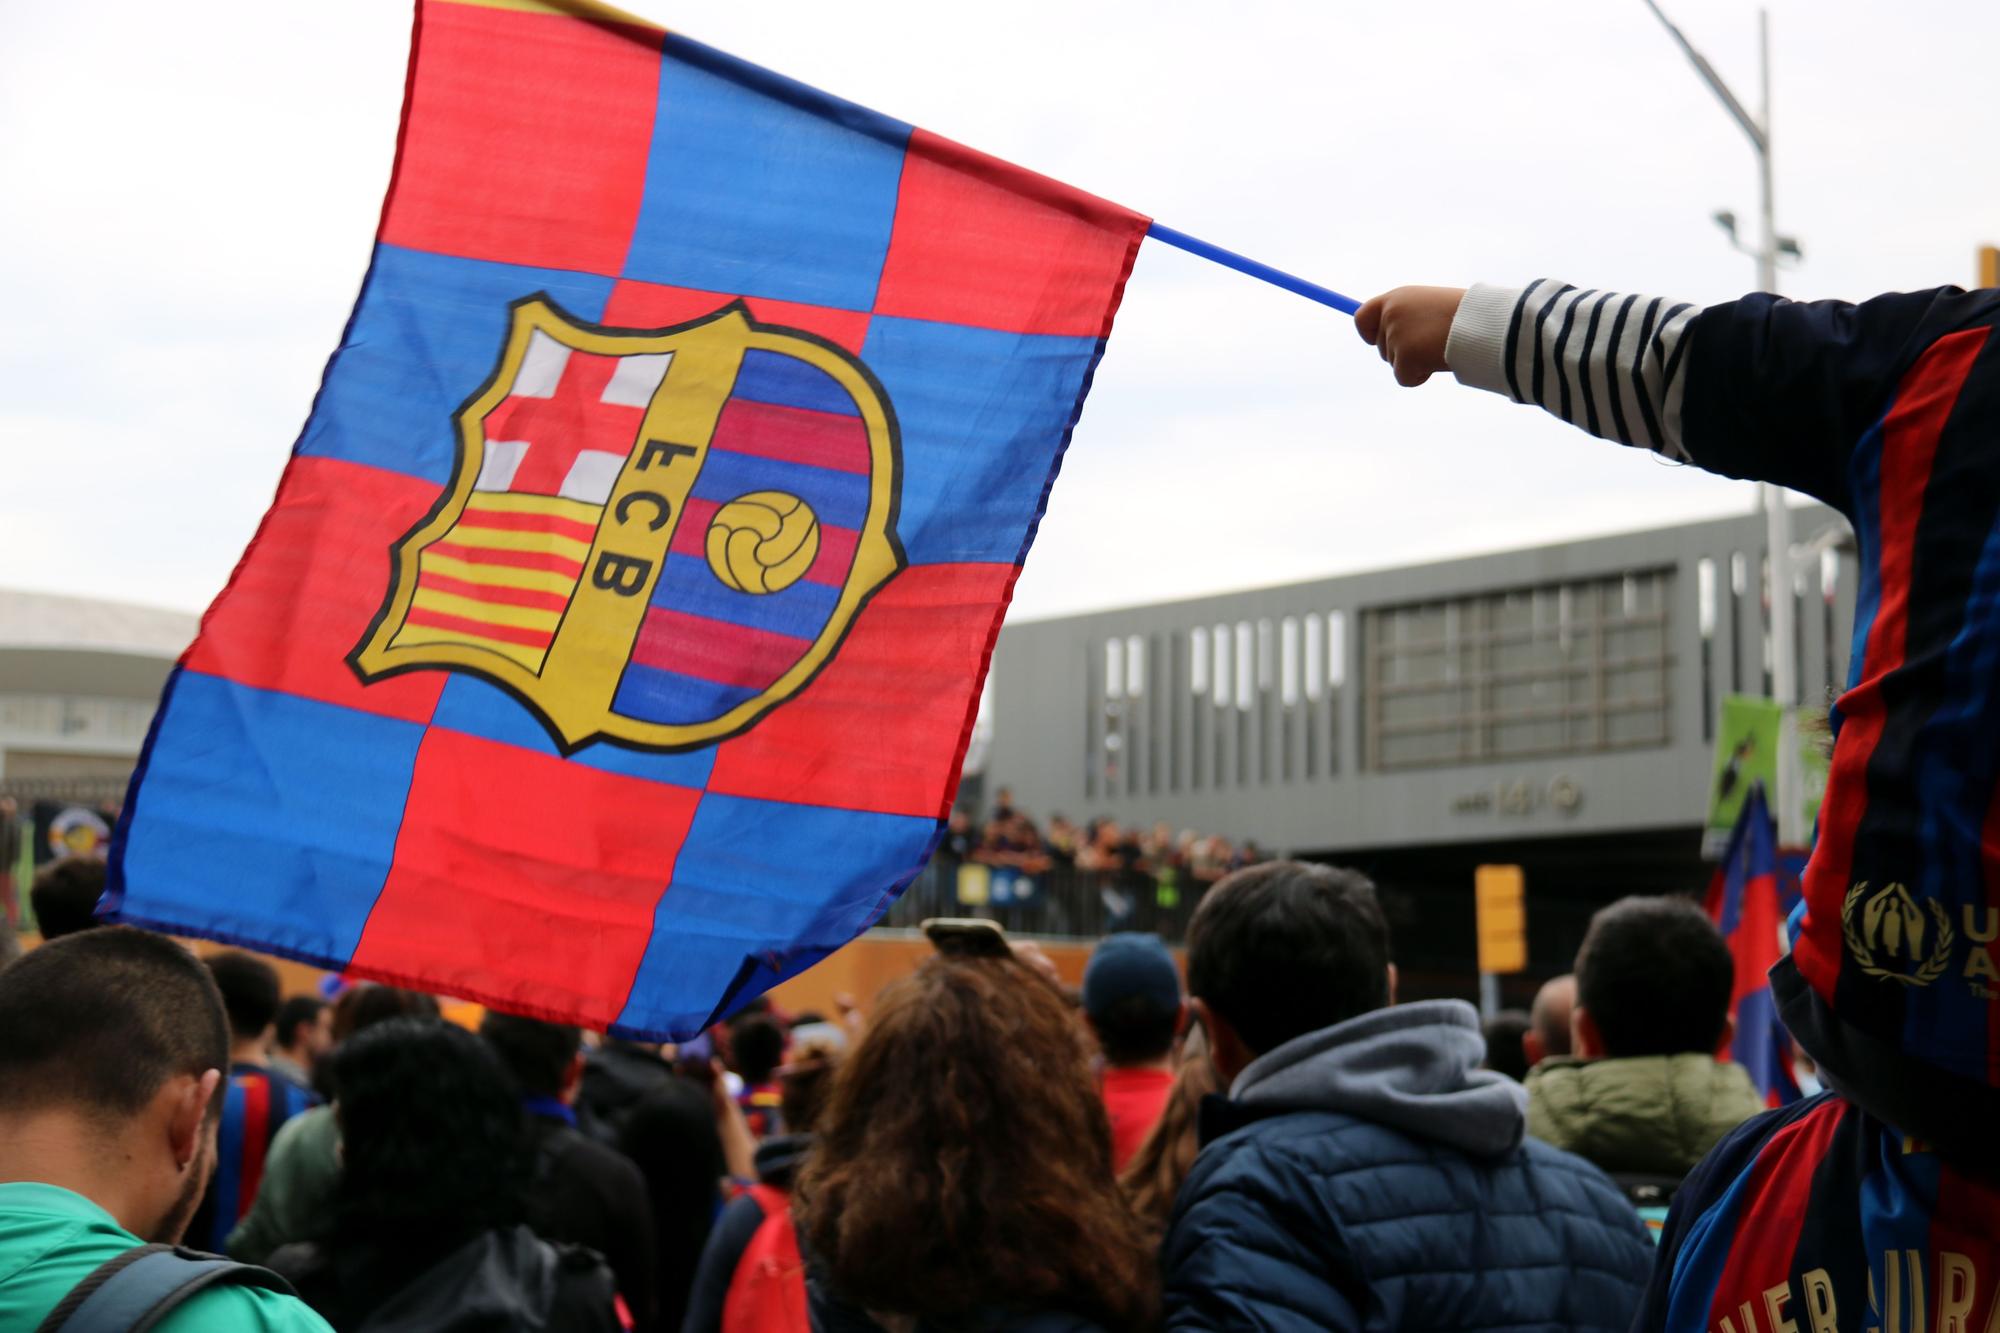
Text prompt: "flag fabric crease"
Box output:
[[105, 0, 1150, 1037]]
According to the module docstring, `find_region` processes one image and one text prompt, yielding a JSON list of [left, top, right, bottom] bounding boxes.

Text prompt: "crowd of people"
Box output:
[[2, 848, 1783, 1331], [945, 789, 1268, 890], [904, 790, 1272, 938]]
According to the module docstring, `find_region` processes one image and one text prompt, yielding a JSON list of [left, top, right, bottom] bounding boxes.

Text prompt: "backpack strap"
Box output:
[[37, 1243, 298, 1333]]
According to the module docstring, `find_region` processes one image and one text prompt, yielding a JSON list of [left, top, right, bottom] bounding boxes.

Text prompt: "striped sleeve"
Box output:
[[1446, 281, 1700, 462]]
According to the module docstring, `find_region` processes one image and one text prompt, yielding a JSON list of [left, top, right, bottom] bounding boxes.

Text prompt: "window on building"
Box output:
[[1327, 610, 1347, 774], [1729, 551, 1747, 695], [1361, 569, 1674, 770], [1697, 556, 1716, 741]]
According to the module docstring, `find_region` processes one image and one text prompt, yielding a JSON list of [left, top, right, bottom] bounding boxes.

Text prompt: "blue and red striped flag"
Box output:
[[104, 0, 1150, 1037], [1706, 785, 1803, 1107]]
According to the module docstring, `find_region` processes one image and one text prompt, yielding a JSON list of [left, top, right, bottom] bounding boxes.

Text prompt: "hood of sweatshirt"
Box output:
[[1230, 999, 1528, 1158]]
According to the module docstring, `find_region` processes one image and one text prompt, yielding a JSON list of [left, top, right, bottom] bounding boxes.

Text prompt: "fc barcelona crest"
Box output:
[[351, 296, 904, 752]]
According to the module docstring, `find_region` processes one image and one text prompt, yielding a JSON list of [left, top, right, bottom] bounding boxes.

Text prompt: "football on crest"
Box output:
[[705, 490, 821, 595]]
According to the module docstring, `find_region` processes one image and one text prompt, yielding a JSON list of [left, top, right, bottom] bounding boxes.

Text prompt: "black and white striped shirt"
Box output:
[[1446, 281, 1699, 461]]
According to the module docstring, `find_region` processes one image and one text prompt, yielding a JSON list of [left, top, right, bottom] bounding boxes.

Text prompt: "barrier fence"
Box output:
[[880, 857, 1216, 943]]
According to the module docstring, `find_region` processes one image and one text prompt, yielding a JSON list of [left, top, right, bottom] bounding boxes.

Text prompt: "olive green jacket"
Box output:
[[1525, 1053, 1767, 1178]]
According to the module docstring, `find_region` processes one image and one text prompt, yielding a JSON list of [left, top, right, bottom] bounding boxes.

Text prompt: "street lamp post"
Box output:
[[1642, 2, 1808, 843]]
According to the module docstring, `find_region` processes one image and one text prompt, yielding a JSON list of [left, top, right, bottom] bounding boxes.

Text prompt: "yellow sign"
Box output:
[[1475, 864, 1527, 975]]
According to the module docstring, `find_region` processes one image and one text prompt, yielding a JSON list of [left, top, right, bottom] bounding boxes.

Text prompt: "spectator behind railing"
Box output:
[[887, 797, 1273, 941]]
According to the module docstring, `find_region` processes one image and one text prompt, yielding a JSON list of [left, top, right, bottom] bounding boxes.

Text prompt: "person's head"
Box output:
[[1082, 933, 1186, 1068], [1524, 974, 1576, 1067], [327, 983, 442, 1045], [0, 928, 228, 1243], [29, 857, 106, 941], [203, 951, 281, 1047], [1573, 896, 1735, 1060], [1480, 1009, 1533, 1083], [619, 1077, 726, 1331], [329, 1017, 525, 1263], [797, 955, 1156, 1332], [274, 996, 330, 1065], [777, 1042, 843, 1136], [1186, 861, 1394, 1085], [479, 1010, 585, 1102], [728, 1014, 786, 1086], [319, 984, 442, 1101]]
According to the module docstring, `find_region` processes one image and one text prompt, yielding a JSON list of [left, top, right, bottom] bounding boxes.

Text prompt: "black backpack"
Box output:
[[37, 1243, 297, 1332]]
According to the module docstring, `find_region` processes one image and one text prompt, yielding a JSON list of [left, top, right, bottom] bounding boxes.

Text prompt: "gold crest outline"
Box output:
[[348, 295, 905, 754]]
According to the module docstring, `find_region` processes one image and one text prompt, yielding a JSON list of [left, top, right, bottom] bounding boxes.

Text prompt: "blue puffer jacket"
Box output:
[[1161, 1000, 1656, 1331]]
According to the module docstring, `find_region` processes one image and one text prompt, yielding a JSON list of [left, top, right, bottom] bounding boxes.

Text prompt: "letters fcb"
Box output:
[[351, 297, 904, 752]]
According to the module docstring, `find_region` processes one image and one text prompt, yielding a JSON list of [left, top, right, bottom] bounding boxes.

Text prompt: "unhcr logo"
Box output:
[[1841, 882, 1954, 988]]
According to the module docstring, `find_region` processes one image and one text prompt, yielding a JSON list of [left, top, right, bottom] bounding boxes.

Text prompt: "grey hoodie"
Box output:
[[1230, 998, 1528, 1158]]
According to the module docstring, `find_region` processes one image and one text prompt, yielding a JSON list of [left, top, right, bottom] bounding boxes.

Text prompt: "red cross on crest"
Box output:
[[479, 333, 671, 501]]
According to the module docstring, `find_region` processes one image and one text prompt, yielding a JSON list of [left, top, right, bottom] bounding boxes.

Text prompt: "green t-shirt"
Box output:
[[0, 1181, 333, 1331]]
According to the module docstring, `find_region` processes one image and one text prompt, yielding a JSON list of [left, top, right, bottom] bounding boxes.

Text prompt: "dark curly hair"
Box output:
[[795, 956, 1157, 1331], [328, 1018, 527, 1272]]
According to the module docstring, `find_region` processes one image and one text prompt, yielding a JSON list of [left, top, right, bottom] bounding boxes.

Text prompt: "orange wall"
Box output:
[[765, 932, 1102, 1017], [42, 932, 1122, 1032]]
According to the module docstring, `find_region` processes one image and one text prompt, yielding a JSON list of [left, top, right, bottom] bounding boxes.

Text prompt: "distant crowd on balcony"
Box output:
[[892, 789, 1271, 939]]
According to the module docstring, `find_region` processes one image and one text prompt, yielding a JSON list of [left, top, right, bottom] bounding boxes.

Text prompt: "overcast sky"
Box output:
[[5, 1, 1997, 624]]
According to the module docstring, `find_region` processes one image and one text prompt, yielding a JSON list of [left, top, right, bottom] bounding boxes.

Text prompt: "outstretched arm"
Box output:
[[1356, 283, 1697, 460], [1357, 280, 1974, 511]]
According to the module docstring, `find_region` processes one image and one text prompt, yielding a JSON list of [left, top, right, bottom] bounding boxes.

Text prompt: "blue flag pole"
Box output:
[[1145, 222, 1361, 316]]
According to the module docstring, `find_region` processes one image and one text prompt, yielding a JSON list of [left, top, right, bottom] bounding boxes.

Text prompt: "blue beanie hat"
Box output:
[[1082, 932, 1182, 1021]]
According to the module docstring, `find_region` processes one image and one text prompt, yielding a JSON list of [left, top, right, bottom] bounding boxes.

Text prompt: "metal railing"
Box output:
[[880, 856, 1214, 942]]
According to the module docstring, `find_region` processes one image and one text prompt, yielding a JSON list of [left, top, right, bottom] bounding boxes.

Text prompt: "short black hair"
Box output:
[[479, 1010, 582, 1100], [275, 996, 325, 1050], [30, 858, 106, 941], [1186, 861, 1392, 1056], [729, 1015, 786, 1085], [204, 951, 282, 1041], [0, 927, 229, 1122], [1481, 1010, 1532, 1083], [330, 1018, 526, 1268], [1087, 995, 1180, 1066], [1575, 896, 1734, 1058]]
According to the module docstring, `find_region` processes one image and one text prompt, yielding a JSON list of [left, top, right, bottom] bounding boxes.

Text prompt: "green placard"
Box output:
[[1706, 695, 1783, 850]]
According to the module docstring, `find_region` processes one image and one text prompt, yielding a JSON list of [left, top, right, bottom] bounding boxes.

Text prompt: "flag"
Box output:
[[1705, 784, 1804, 1106], [104, 0, 1149, 1037]]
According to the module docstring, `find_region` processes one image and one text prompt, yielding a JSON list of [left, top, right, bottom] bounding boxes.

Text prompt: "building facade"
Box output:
[[0, 589, 195, 808], [983, 504, 1856, 996]]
